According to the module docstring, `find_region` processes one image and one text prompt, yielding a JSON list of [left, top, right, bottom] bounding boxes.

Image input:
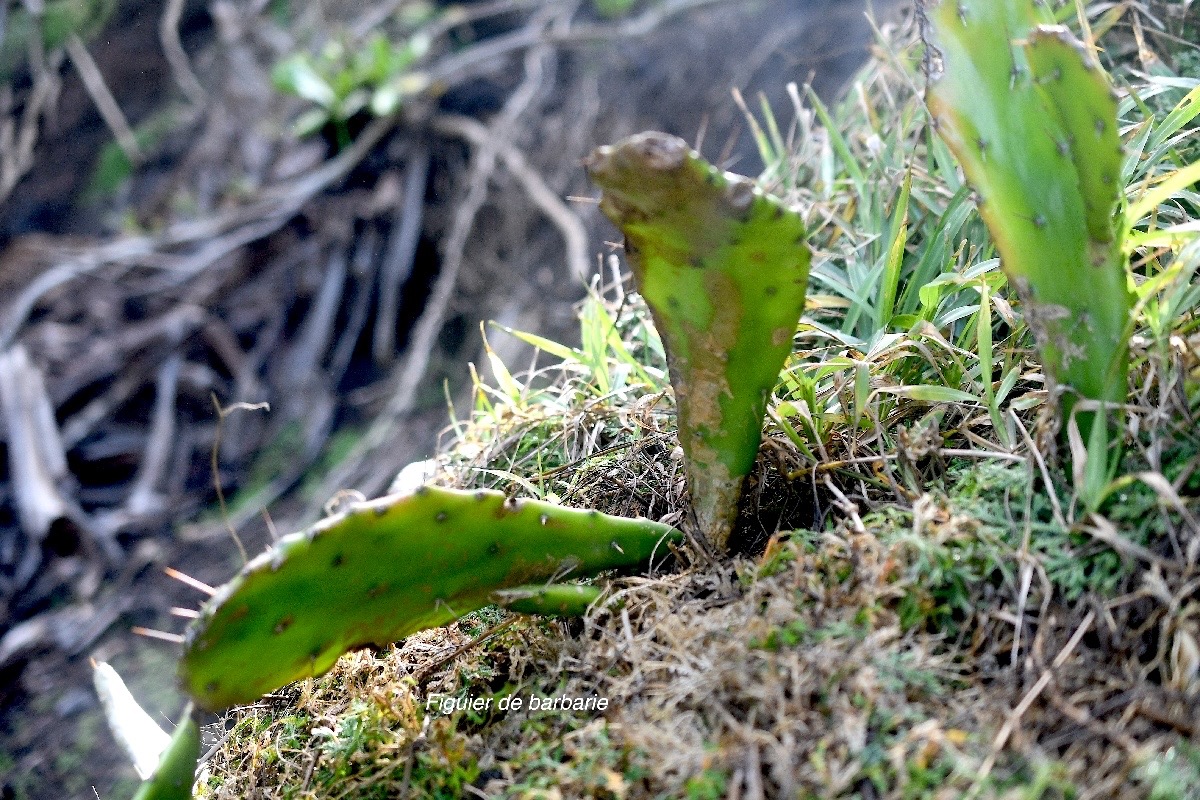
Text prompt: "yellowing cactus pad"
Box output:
[[586, 132, 811, 550], [180, 487, 678, 710]]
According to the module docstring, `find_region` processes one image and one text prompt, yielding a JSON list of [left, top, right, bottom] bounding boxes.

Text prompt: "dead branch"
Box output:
[[373, 146, 430, 366], [433, 113, 590, 282], [302, 20, 564, 510], [0, 345, 70, 542], [0, 35, 63, 203], [66, 34, 142, 164], [160, 0, 207, 106]]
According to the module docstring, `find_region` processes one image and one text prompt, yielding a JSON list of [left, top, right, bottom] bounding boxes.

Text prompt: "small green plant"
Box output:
[[88, 109, 186, 198], [494, 288, 666, 404], [926, 0, 1132, 498], [685, 767, 730, 800], [1137, 742, 1200, 800], [587, 132, 812, 550], [272, 31, 430, 148]]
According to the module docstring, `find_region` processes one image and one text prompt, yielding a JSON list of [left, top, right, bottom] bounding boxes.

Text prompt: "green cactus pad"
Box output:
[[493, 584, 603, 616], [926, 1, 1130, 428], [1024, 26, 1122, 247], [586, 132, 811, 550], [132, 705, 199, 800], [180, 487, 678, 710]]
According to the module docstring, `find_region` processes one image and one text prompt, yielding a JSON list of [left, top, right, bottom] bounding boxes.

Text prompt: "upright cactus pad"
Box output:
[[180, 487, 678, 710], [586, 133, 811, 551], [926, 0, 1130, 433]]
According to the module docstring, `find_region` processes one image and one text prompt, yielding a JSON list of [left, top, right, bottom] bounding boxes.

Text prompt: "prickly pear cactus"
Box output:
[[926, 0, 1130, 436], [586, 133, 811, 551], [180, 487, 678, 710]]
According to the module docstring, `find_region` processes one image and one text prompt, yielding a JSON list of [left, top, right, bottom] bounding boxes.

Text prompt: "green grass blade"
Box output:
[[877, 385, 979, 404], [807, 86, 868, 206], [494, 323, 580, 363], [877, 169, 912, 330], [1127, 159, 1200, 225]]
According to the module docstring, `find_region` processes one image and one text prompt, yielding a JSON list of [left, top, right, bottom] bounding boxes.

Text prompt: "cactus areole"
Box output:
[[180, 486, 678, 710], [926, 0, 1130, 438], [586, 132, 811, 551]]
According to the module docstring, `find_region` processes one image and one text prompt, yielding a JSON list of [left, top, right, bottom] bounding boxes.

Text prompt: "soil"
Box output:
[[0, 1, 898, 798]]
